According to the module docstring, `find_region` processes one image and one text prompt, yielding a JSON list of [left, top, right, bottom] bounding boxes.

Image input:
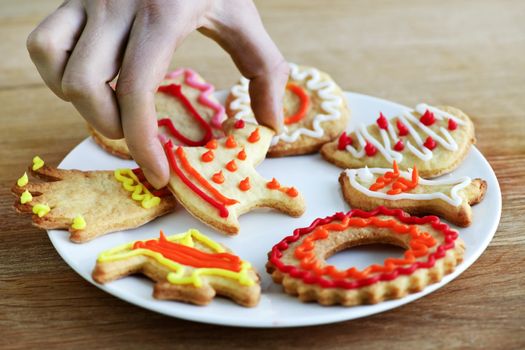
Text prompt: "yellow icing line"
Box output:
[[72, 215, 86, 230], [97, 229, 255, 288], [114, 169, 161, 209], [17, 172, 28, 187], [20, 190, 32, 204], [32, 203, 50, 217], [32, 156, 44, 171]]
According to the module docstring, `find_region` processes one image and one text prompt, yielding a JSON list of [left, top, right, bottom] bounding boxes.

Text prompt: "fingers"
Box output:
[[116, 5, 196, 188], [200, 0, 288, 132], [26, 0, 86, 100]]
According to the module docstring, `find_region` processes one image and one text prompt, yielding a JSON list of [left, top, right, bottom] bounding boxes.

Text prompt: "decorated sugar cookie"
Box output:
[[339, 162, 487, 226], [93, 229, 260, 307], [12, 157, 176, 243], [321, 104, 476, 178], [225, 63, 350, 157], [267, 206, 465, 306], [163, 119, 306, 234], [89, 68, 225, 159]]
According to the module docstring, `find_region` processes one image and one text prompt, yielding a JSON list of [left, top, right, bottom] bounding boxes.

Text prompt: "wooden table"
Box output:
[[1, 1, 524, 348]]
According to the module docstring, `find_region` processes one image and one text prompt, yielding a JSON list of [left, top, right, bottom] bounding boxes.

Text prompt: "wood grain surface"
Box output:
[[1, 1, 524, 349]]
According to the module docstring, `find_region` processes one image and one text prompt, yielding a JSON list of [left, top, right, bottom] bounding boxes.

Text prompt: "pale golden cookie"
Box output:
[[225, 63, 350, 157], [90, 68, 225, 159], [163, 119, 306, 235], [12, 158, 177, 243], [321, 105, 476, 178], [93, 229, 261, 307], [267, 207, 465, 306], [339, 163, 487, 227]]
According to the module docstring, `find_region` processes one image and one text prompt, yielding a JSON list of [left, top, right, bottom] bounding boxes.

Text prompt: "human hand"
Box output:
[[27, 0, 288, 188]]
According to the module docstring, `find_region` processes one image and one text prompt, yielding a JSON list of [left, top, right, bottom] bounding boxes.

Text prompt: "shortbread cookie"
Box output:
[[90, 68, 225, 159], [163, 119, 306, 234], [267, 206, 465, 306], [225, 63, 350, 157], [12, 157, 177, 243], [93, 229, 260, 307], [321, 104, 476, 178], [339, 162, 487, 226]]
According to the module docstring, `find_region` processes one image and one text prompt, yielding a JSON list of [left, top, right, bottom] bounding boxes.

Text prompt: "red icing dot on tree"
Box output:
[[376, 113, 389, 130], [448, 118, 458, 131], [396, 120, 409, 136], [420, 110, 435, 126], [424, 136, 437, 150], [234, 119, 245, 129], [365, 141, 377, 156], [337, 132, 353, 150], [394, 139, 404, 151]]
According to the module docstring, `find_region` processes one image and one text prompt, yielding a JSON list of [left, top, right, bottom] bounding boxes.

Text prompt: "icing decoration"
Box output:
[[364, 141, 377, 156], [225, 135, 238, 148], [226, 160, 238, 172], [131, 168, 171, 197], [284, 83, 310, 125], [338, 132, 353, 150], [237, 148, 247, 161], [369, 161, 400, 191], [72, 215, 86, 230], [269, 206, 459, 289], [205, 139, 218, 149], [32, 156, 44, 171], [248, 128, 260, 143], [32, 203, 50, 217], [229, 63, 343, 145], [267, 178, 281, 189], [114, 169, 161, 209], [285, 187, 299, 197], [212, 171, 225, 184], [239, 177, 251, 191], [420, 110, 435, 126], [234, 119, 245, 129], [17, 172, 28, 187], [346, 166, 471, 206], [164, 68, 225, 128], [20, 189, 32, 204], [377, 113, 388, 130], [367, 163, 418, 195], [394, 140, 404, 151], [448, 119, 458, 131], [344, 104, 467, 162], [98, 229, 255, 288], [201, 150, 214, 162]]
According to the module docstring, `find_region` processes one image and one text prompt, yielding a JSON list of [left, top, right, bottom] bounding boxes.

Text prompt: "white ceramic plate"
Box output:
[[49, 92, 501, 328]]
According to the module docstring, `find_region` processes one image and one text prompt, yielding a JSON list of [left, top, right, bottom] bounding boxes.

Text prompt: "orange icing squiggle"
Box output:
[[369, 160, 400, 191]]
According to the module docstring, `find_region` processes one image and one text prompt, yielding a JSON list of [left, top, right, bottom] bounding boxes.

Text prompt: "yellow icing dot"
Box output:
[[114, 169, 161, 209], [20, 190, 32, 204], [32, 156, 44, 171], [17, 172, 28, 187], [72, 215, 86, 230], [32, 203, 50, 217]]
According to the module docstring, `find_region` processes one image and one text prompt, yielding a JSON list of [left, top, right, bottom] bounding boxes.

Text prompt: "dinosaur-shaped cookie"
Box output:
[[12, 157, 177, 242], [163, 119, 306, 234], [93, 229, 260, 307]]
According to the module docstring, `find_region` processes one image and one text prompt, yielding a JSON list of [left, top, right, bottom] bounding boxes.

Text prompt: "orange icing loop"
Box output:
[[225, 135, 238, 148], [267, 178, 281, 190], [176, 147, 238, 205], [226, 160, 238, 172], [205, 139, 217, 149], [294, 216, 437, 281], [212, 171, 224, 184], [369, 161, 400, 191], [201, 150, 214, 162], [239, 177, 251, 191], [237, 148, 247, 161], [284, 83, 310, 125], [248, 128, 260, 143]]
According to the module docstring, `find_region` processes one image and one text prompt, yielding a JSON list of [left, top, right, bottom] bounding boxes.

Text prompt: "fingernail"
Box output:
[[142, 166, 165, 189]]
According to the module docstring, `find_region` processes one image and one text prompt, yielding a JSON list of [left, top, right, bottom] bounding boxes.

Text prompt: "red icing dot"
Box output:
[[365, 141, 377, 156], [201, 150, 214, 162], [424, 136, 437, 150], [396, 120, 409, 136], [234, 119, 245, 129], [376, 113, 389, 130], [394, 139, 405, 151], [420, 110, 436, 126], [448, 118, 458, 131], [337, 132, 353, 150]]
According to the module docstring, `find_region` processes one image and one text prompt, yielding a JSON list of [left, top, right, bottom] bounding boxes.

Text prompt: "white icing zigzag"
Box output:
[[229, 63, 344, 145], [345, 104, 467, 162], [345, 167, 471, 206]]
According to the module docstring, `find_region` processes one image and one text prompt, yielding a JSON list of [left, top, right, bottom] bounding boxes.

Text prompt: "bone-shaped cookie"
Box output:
[[12, 157, 177, 242], [92, 229, 260, 307], [163, 119, 306, 234], [339, 162, 487, 226], [321, 104, 476, 178]]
